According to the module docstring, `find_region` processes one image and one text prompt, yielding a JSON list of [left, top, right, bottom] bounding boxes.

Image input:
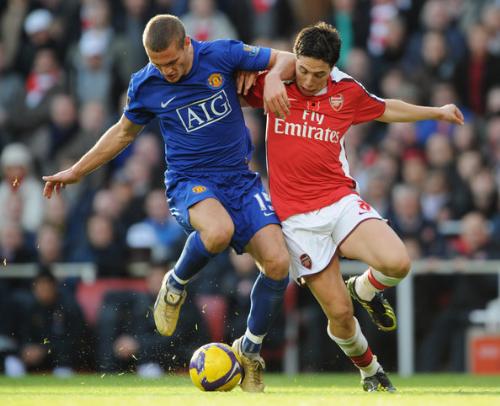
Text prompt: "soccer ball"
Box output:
[[189, 342, 243, 391]]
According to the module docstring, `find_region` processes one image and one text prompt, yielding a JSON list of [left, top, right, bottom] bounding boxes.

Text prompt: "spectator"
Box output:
[[32, 94, 79, 173], [5, 48, 65, 139], [14, 8, 58, 76], [96, 262, 209, 375], [182, 0, 238, 41], [0, 220, 35, 264], [126, 189, 186, 261], [403, 0, 466, 73], [16, 269, 86, 376], [453, 24, 500, 115], [388, 184, 445, 256], [70, 29, 115, 108], [113, 0, 151, 82], [0, 143, 44, 234], [418, 212, 500, 371], [85, 214, 127, 277], [0, 41, 24, 145], [468, 168, 497, 217], [0, 0, 29, 71], [36, 223, 64, 266]]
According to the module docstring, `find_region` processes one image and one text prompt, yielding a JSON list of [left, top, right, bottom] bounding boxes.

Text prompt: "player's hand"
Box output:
[[42, 167, 81, 199], [439, 104, 464, 125], [263, 72, 290, 119], [236, 70, 258, 96]]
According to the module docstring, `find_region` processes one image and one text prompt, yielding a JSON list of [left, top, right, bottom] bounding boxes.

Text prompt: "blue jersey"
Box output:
[[124, 39, 271, 172]]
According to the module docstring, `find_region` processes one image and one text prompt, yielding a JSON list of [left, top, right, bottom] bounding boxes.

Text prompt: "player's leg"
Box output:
[[232, 224, 289, 392], [154, 197, 234, 336], [243, 223, 290, 354], [169, 197, 234, 288], [339, 217, 410, 331], [304, 255, 396, 392]]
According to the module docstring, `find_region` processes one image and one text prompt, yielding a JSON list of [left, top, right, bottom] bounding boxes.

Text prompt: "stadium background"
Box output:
[[0, 0, 499, 378]]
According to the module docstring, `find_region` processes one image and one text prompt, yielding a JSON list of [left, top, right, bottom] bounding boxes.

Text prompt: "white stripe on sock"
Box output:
[[327, 318, 367, 356], [327, 318, 381, 378], [370, 268, 402, 287], [244, 328, 265, 344], [171, 270, 189, 285]]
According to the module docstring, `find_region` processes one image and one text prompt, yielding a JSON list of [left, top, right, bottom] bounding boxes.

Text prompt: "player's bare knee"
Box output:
[[262, 251, 289, 280], [328, 309, 354, 334], [383, 251, 411, 279], [331, 304, 354, 326], [203, 225, 234, 253]]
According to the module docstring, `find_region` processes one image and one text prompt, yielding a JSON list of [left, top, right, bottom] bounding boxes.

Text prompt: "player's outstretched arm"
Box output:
[[263, 50, 296, 118], [377, 99, 464, 125], [42, 115, 144, 199]]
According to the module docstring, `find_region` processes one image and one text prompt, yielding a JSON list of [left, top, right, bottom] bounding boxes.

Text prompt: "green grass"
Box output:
[[0, 373, 499, 406]]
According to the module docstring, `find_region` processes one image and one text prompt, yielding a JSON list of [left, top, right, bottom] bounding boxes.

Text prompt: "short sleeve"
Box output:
[[123, 75, 155, 125], [352, 84, 386, 125], [243, 72, 267, 108], [224, 40, 271, 71]]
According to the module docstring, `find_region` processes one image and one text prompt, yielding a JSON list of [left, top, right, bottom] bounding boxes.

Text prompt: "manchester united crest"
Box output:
[[192, 185, 207, 193], [300, 253, 312, 269], [329, 94, 344, 112], [207, 73, 224, 89]]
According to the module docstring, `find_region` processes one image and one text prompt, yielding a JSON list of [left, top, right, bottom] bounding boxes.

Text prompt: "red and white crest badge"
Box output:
[[300, 253, 312, 269], [329, 94, 344, 112]]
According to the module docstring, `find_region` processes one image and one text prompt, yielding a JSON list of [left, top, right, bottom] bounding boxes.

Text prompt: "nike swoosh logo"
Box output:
[[227, 362, 239, 381], [161, 96, 176, 108], [263, 212, 275, 217]]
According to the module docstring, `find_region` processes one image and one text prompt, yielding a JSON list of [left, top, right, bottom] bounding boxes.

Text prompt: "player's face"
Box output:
[[147, 36, 193, 83], [295, 56, 331, 96]]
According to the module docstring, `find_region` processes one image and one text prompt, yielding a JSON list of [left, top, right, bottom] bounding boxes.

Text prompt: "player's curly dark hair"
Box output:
[[143, 14, 186, 52], [293, 22, 341, 67]]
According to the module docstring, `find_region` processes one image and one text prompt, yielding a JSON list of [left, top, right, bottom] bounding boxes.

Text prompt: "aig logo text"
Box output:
[[176, 90, 232, 132]]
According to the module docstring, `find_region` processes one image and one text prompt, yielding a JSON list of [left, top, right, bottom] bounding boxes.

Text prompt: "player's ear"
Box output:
[[184, 36, 191, 48]]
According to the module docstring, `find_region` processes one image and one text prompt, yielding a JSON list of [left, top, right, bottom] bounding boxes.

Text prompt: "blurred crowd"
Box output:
[[0, 0, 499, 376]]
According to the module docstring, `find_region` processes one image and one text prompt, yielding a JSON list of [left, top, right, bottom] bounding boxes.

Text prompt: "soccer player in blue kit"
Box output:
[[43, 15, 295, 392]]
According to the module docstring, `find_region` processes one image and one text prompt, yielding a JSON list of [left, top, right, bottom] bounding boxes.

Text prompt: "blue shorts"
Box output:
[[166, 169, 280, 254]]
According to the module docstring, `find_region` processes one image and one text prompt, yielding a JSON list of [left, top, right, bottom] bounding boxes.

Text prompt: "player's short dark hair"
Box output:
[[293, 22, 341, 67], [143, 14, 186, 52]]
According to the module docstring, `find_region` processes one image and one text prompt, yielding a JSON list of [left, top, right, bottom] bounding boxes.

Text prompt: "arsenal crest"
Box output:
[[329, 94, 344, 112], [300, 253, 312, 269]]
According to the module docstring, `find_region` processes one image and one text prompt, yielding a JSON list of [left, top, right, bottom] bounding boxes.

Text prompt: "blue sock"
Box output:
[[168, 232, 214, 291], [242, 273, 289, 355]]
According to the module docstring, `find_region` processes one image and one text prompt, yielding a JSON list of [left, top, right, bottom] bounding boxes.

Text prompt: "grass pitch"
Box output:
[[0, 373, 499, 406]]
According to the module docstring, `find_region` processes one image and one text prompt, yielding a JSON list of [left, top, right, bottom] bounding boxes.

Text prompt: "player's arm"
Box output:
[[262, 49, 296, 118], [377, 99, 464, 124], [43, 115, 144, 198]]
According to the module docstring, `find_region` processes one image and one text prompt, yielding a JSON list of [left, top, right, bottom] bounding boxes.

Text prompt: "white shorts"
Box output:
[[282, 193, 383, 283]]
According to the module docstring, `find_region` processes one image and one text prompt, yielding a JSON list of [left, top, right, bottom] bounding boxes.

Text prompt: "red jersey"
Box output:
[[245, 67, 386, 221]]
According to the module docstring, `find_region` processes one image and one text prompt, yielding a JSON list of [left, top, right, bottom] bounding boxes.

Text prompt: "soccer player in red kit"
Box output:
[[242, 22, 464, 391]]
